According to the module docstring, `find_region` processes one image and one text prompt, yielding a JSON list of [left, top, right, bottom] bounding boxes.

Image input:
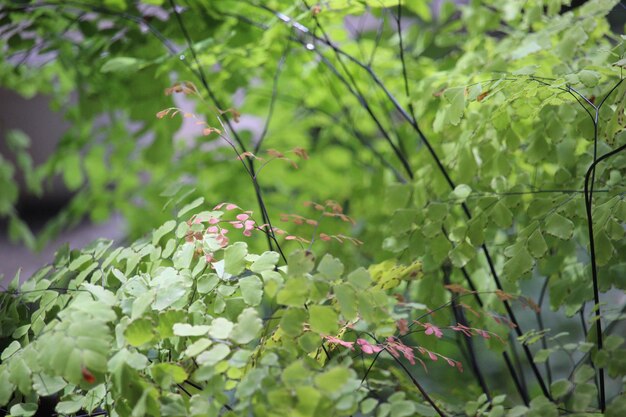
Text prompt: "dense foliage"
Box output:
[[1, 0, 625, 416]]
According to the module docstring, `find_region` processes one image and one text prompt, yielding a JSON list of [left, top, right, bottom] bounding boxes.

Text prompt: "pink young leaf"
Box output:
[[319, 233, 332, 241], [428, 351, 437, 361], [231, 221, 244, 229], [423, 323, 443, 338], [236, 213, 249, 221], [324, 335, 355, 350], [207, 226, 219, 234], [225, 203, 238, 211], [357, 339, 382, 354]]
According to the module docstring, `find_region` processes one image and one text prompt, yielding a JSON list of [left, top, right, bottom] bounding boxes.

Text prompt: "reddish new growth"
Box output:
[[237, 147, 310, 171], [321, 334, 462, 374], [444, 284, 531, 328], [277, 200, 363, 246], [81, 367, 96, 384]]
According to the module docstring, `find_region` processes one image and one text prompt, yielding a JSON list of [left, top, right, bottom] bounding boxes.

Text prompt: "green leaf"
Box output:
[[1, 341, 21, 360], [197, 273, 220, 294], [550, 379, 572, 398], [491, 201, 513, 228], [32, 373, 67, 396], [55, 397, 84, 415], [573, 364, 595, 384], [153, 220, 177, 245], [173, 242, 195, 270], [606, 395, 626, 417], [314, 367, 352, 395], [177, 197, 205, 218], [184, 339, 212, 358], [544, 213, 574, 240], [172, 323, 210, 337], [63, 152, 83, 191], [250, 251, 280, 272], [308, 305, 339, 334], [527, 229, 548, 258], [533, 349, 552, 363], [224, 242, 248, 275], [101, 56, 143, 73], [196, 344, 230, 366], [450, 184, 472, 202], [334, 283, 358, 321], [125, 318, 155, 346], [10, 403, 38, 417], [280, 308, 307, 336], [448, 241, 476, 268], [230, 308, 262, 344], [277, 276, 309, 306], [317, 254, 344, 280], [239, 275, 263, 306], [208, 318, 234, 339], [287, 250, 315, 277], [503, 247, 534, 280], [443, 87, 466, 125], [347, 268, 371, 290], [578, 70, 600, 87], [151, 363, 188, 388], [0, 366, 14, 405]]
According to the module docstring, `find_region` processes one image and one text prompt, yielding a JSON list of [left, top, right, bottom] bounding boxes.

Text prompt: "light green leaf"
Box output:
[[173, 323, 210, 337], [239, 275, 263, 306], [250, 251, 280, 272], [196, 344, 230, 366], [277, 276, 309, 306], [184, 339, 212, 358], [527, 229, 548, 258], [280, 308, 307, 336], [125, 318, 155, 346], [224, 242, 248, 275], [308, 305, 339, 334], [177, 197, 205, 218], [449, 241, 476, 268], [550, 379, 572, 398], [287, 250, 315, 277], [544, 213, 574, 240], [173, 242, 195, 270], [347, 268, 371, 290], [503, 247, 534, 280], [334, 283, 358, 321], [491, 201, 513, 228], [1, 341, 20, 361], [314, 367, 352, 394], [10, 403, 38, 417], [32, 373, 67, 396], [152, 220, 177, 245], [450, 184, 472, 202], [208, 318, 233, 339], [443, 87, 466, 125], [230, 308, 262, 344], [101, 56, 143, 73], [317, 254, 344, 280], [151, 363, 187, 388]]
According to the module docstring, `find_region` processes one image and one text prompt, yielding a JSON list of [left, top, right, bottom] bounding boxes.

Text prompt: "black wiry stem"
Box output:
[[385, 348, 448, 417], [256, 5, 551, 397], [168, 0, 286, 262], [584, 131, 626, 413], [442, 265, 491, 400]]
